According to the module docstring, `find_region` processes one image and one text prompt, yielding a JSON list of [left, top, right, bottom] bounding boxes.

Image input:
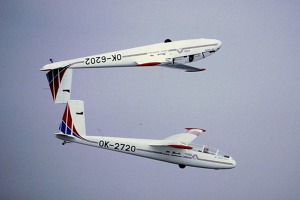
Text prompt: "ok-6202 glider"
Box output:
[[40, 38, 222, 103], [55, 100, 236, 170]]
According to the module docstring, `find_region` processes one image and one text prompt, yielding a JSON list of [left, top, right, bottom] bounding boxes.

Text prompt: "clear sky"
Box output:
[[1, 1, 300, 199]]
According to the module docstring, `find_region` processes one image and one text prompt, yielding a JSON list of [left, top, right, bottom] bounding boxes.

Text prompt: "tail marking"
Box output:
[[46, 67, 72, 103], [59, 103, 84, 139]]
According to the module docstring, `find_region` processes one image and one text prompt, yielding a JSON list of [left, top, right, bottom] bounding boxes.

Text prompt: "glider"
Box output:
[[55, 100, 236, 169], [40, 38, 222, 103]]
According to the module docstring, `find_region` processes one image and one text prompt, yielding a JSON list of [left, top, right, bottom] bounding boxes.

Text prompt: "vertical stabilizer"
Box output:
[[59, 100, 86, 138], [46, 67, 72, 103]]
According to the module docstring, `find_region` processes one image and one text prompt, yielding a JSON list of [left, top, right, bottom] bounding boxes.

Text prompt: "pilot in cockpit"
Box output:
[[204, 147, 209, 153]]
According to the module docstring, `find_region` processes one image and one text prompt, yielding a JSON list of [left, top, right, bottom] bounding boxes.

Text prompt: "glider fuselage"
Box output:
[[41, 38, 222, 71], [56, 134, 236, 170]]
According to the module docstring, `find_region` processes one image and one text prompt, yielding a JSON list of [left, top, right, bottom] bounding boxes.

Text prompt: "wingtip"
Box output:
[[185, 68, 206, 72], [185, 128, 206, 133], [137, 62, 161, 66]]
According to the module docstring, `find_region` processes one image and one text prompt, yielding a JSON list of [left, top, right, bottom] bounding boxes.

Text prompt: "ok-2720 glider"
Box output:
[[56, 100, 236, 169], [40, 38, 222, 103]]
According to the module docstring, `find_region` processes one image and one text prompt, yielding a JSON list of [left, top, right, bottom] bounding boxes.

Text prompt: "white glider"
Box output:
[[55, 100, 236, 169], [40, 38, 222, 103]]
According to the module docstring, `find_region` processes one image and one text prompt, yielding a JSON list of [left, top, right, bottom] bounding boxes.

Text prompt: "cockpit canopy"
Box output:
[[190, 144, 230, 158]]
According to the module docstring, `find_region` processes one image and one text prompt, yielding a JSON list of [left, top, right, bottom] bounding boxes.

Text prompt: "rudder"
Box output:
[[46, 67, 72, 103], [59, 100, 86, 139]]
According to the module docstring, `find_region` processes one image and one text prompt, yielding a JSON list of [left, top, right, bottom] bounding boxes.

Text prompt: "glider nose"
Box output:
[[217, 40, 222, 48], [207, 39, 222, 52], [215, 39, 222, 50], [231, 158, 237, 168]]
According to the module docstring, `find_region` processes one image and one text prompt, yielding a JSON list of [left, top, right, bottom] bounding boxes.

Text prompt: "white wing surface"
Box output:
[[149, 128, 206, 149]]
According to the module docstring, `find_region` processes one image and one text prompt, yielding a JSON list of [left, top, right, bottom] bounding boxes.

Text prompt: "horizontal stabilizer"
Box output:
[[55, 132, 76, 141], [46, 67, 72, 103]]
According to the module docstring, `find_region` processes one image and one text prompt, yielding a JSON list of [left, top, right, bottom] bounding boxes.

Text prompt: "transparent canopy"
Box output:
[[190, 144, 230, 158]]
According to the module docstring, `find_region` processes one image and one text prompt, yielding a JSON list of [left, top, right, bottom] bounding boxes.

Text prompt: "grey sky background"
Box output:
[[1, 0, 299, 199]]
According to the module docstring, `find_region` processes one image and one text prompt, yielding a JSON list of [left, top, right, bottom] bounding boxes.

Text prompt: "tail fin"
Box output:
[[46, 67, 72, 103], [59, 100, 86, 139]]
